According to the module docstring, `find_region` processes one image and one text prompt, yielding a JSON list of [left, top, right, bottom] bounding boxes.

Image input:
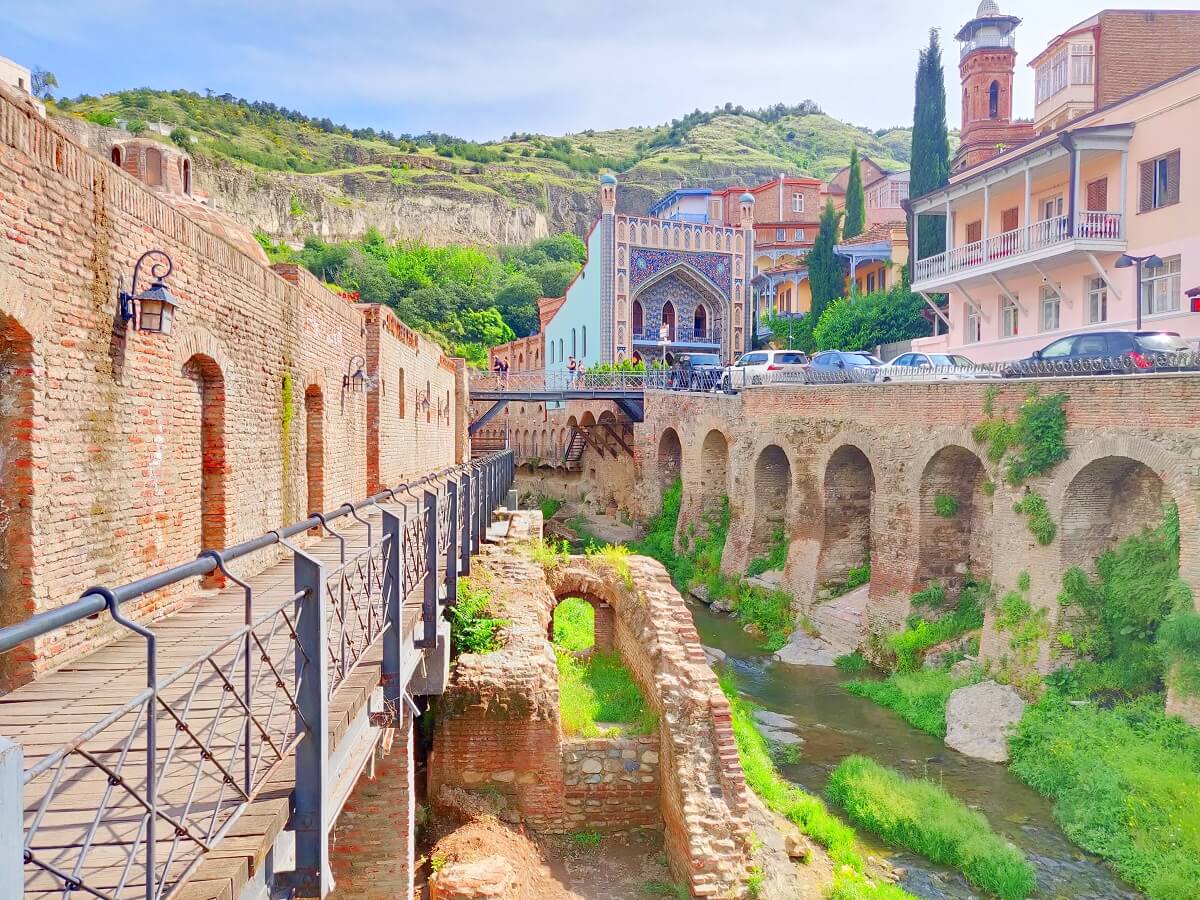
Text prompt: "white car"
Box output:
[[879, 352, 1001, 382], [724, 349, 810, 389]]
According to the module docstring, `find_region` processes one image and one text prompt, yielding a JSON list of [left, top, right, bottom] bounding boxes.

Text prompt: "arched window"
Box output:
[[559, 338, 564, 361], [582, 325, 587, 357], [662, 301, 676, 340], [549, 341, 555, 364], [111, 146, 123, 167], [632, 300, 644, 336], [183, 158, 192, 194], [693, 304, 708, 339], [398, 368, 406, 418], [145, 147, 163, 186], [572, 328, 577, 357], [988, 81, 999, 119]]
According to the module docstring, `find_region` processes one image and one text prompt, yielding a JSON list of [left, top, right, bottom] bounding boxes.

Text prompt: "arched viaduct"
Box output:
[[634, 378, 1200, 715]]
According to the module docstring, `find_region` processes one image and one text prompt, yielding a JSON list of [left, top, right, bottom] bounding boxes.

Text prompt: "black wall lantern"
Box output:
[[343, 354, 367, 393], [118, 249, 181, 336]]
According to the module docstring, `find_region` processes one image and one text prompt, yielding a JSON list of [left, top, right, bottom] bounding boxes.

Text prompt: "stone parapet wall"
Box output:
[[562, 735, 660, 831], [0, 81, 462, 686]]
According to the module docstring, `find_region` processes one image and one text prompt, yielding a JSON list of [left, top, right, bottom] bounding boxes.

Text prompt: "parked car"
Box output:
[[722, 349, 809, 390], [1004, 330, 1195, 377], [667, 352, 725, 390], [879, 352, 1001, 382], [807, 350, 884, 382]]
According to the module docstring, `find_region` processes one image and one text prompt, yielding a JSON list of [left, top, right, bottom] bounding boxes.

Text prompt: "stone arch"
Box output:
[[1060, 456, 1171, 573], [0, 268, 51, 340], [699, 429, 730, 525], [182, 353, 227, 585], [0, 312, 35, 687], [111, 145, 123, 167], [658, 427, 682, 491], [174, 324, 230, 376], [916, 444, 992, 587], [751, 445, 791, 552], [304, 385, 325, 528], [818, 444, 876, 585], [549, 592, 615, 653], [145, 147, 163, 186]]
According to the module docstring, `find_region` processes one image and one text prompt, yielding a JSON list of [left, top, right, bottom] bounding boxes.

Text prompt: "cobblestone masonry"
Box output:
[[635, 380, 1200, 720], [0, 82, 462, 686], [429, 512, 754, 897]]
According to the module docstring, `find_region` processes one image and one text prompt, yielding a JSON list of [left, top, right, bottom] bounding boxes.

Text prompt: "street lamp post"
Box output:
[[1115, 253, 1164, 330]]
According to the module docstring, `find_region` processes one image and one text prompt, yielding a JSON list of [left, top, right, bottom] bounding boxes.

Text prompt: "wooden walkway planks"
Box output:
[[3, 497, 431, 899]]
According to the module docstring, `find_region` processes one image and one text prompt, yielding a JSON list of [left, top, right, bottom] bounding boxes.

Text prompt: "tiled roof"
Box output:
[[838, 220, 904, 247]]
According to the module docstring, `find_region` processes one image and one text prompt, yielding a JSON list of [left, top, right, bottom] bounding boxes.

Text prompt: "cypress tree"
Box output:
[[910, 28, 951, 260], [843, 147, 867, 240], [808, 199, 844, 315]]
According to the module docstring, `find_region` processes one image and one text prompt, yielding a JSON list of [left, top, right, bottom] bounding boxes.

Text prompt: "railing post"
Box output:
[[0, 737, 22, 887], [460, 472, 472, 576], [381, 507, 404, 713], [445, 479, 459, 605], [417, 490, 438, 649], [292, 548, 331, 897]]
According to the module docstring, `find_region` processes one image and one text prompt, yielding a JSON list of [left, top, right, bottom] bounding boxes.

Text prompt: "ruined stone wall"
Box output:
[[0, 83, 461, 686], [635, 380, 1200, 715], [562, 735, 660, 831]]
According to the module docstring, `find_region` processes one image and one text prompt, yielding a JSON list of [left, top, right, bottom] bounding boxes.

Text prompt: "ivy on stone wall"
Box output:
[[933, 493, 959, 518]]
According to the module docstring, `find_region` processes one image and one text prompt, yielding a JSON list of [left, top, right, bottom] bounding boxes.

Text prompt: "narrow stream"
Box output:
[[689, 600, 1140, 900]]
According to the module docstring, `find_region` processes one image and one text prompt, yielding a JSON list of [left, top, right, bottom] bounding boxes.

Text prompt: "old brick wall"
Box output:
[[1097, 11, 1200, 108], [636, 380, 1200, 703], [562, 735, 660, 831], [0, 83, 460, 685]]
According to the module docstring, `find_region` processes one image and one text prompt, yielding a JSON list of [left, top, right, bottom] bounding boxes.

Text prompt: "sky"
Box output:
[[3, 1, 1199, 140]]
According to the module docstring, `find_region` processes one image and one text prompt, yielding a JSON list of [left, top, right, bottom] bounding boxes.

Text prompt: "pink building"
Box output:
[[911, 33, 1200, 361]]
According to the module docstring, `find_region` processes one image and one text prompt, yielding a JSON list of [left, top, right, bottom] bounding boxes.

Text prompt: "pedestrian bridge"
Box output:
[[0, 452, 514, 899]]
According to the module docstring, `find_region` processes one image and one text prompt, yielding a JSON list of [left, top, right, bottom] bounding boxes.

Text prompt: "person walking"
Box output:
[[567, 355, 577, 388]]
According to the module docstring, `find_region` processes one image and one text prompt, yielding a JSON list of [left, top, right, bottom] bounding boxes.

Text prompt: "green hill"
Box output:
[[52, 90, 954, 245]]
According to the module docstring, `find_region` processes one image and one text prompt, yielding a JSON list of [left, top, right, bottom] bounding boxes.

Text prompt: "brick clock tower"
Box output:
[[954, 0, 1035, 171]]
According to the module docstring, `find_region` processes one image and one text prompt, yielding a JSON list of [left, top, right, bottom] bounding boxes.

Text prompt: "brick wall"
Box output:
[[636, 379, 1200, 716], [562, 735, 660, 831], [0, 82, 461, 686], [1097, 11, 1200, 108]]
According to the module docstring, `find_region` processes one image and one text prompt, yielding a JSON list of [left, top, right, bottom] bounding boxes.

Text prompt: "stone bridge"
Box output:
[[634, 377, 1200, 719]]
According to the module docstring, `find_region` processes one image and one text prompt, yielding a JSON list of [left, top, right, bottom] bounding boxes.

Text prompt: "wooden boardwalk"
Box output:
[[2, 498, 431, 899]]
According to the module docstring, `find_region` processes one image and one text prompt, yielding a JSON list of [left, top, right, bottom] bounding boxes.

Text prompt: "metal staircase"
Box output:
[[562, 427, 586, 466]]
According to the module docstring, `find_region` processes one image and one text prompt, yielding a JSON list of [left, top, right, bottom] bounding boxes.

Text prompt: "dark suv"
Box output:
[[1005, 331, 1194, 376], [667, 352, 724, 391]]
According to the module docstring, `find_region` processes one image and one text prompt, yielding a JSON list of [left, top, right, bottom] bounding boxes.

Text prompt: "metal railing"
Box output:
[[631, 328, 722, 345], [0, 450, 514, 899], [913, 213, 1124, 283]]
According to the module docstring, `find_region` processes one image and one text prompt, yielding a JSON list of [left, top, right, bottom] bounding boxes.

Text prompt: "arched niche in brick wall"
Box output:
[[699, 430, 730, 529], [0, 311, 35, 690], [751, 445, 791, 554], [916, 445, 993, 591], [657, 427, 682, 492], [304, 385, 325, 525], [1060, 456, 1170, 574], [182, 353, 227, 586], [818, 445, 876, 586]]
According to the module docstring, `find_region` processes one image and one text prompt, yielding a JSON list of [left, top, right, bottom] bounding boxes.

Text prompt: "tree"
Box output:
[[30, 67, 57, 100], [494, 273, 542, 337], [843, 147, 867, 240], [169, 126, 192, 149], [808, 200, 844, 315], [811, 283, 932, 352], [910, 28, 951, 261]]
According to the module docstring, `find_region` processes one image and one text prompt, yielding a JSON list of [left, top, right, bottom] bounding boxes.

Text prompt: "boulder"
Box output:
[[690, 584, 711, 605], [429, 855, 518, 899], [784, 831, 813, 862], [944, 680, 1026, 763], [773, 630, 839, 667]]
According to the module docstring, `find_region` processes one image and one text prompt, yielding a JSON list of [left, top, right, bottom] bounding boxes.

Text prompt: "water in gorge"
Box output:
[[689, 599, 1141, 900]]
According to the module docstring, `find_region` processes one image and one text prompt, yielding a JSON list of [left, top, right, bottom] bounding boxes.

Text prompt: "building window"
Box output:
[[581, 325, 587, 357], [1141, 255, 1181, 316], [965, 307, 981, 343], [694, 304, 708, 339], [988, 81, 999, 119], [776, 228, 786, 241], [398, 368, 406, 418], [1035, 47, 1070, 103], [866, 273, 876, 293], [1001, 297, 1019, 337], [793, 229, 805, 241], [1001, 207, 1019, 232], [145, 147, 163, 186], [966, 220, 982, 245], [559, 338, 564, 361], [792, 192, 804, 213], [1140, 151, 1181, 211], [1070, 43, 1094, 85], [632, 300, 643, 336], [1087, 276, 1108, 323], [571, 328, 577, 357], [1041, 196, 1064, 221], [1040, 284, 1061, 332], [549, 341, 555, 364]]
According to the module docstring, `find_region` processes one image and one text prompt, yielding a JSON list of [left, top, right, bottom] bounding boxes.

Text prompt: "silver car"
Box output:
[[879, 352, 1001, 382]]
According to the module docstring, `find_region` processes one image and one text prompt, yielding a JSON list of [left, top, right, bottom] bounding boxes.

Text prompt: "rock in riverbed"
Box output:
[[944, 680, 1026, 762]]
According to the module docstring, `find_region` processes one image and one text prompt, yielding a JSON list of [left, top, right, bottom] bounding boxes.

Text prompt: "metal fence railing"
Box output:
[[0, 450, 514, 899]]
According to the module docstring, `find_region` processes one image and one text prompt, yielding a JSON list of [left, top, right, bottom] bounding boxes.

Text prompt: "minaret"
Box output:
[[954, 0, 1025, 171], [599, 174, 617, 363], [734, 192, 755, 360]]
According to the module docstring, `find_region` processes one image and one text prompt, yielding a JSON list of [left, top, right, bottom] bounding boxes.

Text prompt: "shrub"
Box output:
[[556, 650, 656, 738], [125, 118, 147, 135], [169, 125, 191, 148], [933, 493, 959, 518], [846, 563, 871, 590], [1010, 692, 1200, 898], [585, 542, 633, 589], [747, 525, 788, 576], [528, 536, 569, 572], [447, 578, 507, 656], [827, 756, 1035, 900], [888, 587, 984, 673], [731, 586, 794, 652], [537, 495, 563, 520], [85, 110, 117, 127], [835, 651, 870, 673], [1013, 490, 1055, 544]]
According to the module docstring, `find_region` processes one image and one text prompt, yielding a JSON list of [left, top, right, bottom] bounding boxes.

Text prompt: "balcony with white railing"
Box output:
[[911, 212, 1125, 289]]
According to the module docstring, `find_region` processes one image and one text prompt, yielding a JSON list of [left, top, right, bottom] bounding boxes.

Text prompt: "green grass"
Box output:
[[730, 586, 794, 652], [537, 495, 563, 520], [718, 673, 915, 899], [556, 651, 657, 737], [747, 525, 788, 577], [528, 536, 569, 572], [1009, 692, 1200, 899], [553, 597, 595, 652], [827, 756, 1035, 900], [567, 828, 603, 848], [447, 578, 507, 656], [887, 583, 985, 673], [845, 670, 976, 738], [585, 542, 634, 589], [835, 652, 870, 673], [640, 879, 689, 899]]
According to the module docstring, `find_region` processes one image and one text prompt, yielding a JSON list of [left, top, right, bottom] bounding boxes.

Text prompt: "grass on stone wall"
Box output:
[[747, 526, 788, 577], [448, 578, 508, 656], [827, 756, 1036, 900], [585, 542, 634, 589], [718, 672, 915, 900], [1009, 692, 1200, 899], [887, 581, 986, 673], [528, 536, 570, 572]]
